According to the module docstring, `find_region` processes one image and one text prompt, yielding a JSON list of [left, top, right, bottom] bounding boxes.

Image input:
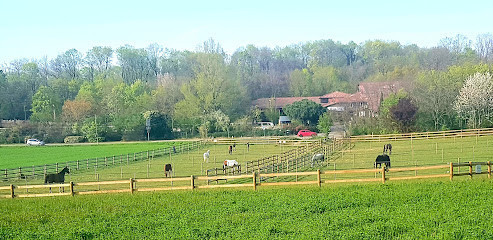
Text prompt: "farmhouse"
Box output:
[[251, 81, 406, 118]]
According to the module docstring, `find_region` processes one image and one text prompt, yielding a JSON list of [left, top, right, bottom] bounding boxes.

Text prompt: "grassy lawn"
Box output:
[[4, 134, 493, 187], [336, 135, 493, 169], [1, 134, 492, 239], [1, 142, 298, 187], [0, 178, 492, 239], [0, 141, 181, 169]]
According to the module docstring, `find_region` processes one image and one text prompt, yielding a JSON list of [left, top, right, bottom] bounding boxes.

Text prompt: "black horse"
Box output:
[[375, 155, 391, 168], [164, 164, 172, 177], [383, 144, 392, 155], [45, 167, 70, 192]]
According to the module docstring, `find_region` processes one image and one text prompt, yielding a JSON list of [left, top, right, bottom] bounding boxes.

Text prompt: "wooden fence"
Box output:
[[349, 128, 493, 142], [4, 162, 488, 199], [244, 138, 348, 174], [2, 141, 204, 181], [204, 138, 347, 177]]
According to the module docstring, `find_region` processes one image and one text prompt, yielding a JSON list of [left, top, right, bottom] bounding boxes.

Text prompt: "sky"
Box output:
[[1, 0, 492, 64]]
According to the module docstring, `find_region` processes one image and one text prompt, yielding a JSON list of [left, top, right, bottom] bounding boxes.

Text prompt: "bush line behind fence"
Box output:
[[2, 141, 205, 181]]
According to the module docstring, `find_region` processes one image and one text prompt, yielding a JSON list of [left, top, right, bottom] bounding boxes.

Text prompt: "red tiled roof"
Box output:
[[319, 91, 351, 99], [358, 81, 406, 112], [322, 92, 368, 107]]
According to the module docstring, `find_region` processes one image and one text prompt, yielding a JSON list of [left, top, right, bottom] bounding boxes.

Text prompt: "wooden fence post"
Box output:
[[382, 165, 386, 184], [253, 172, 257, 190], [317, 169, 321, 187], [488, 161, 491, 179], [70, 181, 74, 196], [450, 162, 454, 181], [10, 184, 14, 198], [130, 178, 134, 194], [469, 161, 473, 179], [191, 175, 195, 190]]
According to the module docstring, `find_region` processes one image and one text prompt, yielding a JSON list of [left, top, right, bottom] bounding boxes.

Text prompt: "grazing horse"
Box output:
[[311, 153, 325, 167], [223, 160, 240, 174], [383, 144, 392, 155], [203, 150, 210, 163], [374, 155, 391, 168], [44, 167, 70, 193], [223, 159, 239, 168], [164, 164, 172, 177]]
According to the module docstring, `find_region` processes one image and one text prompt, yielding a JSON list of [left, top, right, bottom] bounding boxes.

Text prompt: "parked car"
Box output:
[[26, 139, 45, 146], [255, 122, 274, 130], [297, 130, 317, 137]]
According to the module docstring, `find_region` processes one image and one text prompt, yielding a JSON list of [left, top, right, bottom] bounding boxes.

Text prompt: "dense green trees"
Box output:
[[284, 99, 325, 126], [2, 34, 493, 142]]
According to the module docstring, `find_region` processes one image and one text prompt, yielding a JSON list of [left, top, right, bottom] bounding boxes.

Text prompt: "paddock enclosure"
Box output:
[[2, 128, 493, 198]]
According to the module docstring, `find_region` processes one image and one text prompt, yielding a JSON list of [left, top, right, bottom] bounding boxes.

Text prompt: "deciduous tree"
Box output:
[[284, 99, 325, 126], [454, 72, 493, 128]]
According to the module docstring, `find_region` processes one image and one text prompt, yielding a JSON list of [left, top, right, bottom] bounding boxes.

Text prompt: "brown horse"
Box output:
[[44, 167, 70, 193]]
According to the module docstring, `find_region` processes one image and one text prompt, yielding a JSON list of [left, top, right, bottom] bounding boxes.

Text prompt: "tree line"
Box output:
[[1, 34, 493, 143]]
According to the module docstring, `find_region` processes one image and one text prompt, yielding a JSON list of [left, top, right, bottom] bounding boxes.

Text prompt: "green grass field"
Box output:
[[1, 179, 492, 239], [1, 142, 298, 187], [335, 135, 493, 169], [1, 134, 493, 239], [5, 134, 493, 188], [0, 141, 181, 169]]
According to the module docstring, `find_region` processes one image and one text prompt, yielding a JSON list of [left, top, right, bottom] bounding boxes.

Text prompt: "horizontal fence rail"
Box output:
[[349, 128, 493, 142], [3, 162, 488, 199]]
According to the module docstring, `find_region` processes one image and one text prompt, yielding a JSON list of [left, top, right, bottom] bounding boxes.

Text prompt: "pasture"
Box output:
[[1, 179, 492, 239], [2, 132, 493, 238], [2, 141, 299, 187], [0, 141, 180, 169], [336, 134, 493, 170], [5, 132, 493, 191]]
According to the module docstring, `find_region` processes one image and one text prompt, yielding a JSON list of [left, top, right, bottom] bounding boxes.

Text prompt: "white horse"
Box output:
[[203, 150, 210, 163], [311, 153, 324, 167], [223, 159, 239, 168]]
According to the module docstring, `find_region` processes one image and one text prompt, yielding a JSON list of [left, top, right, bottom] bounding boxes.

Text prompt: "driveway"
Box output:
[[328, 122, 346, 139]]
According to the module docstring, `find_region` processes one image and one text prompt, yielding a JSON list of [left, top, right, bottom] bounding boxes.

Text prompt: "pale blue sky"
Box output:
[[1, 0, 492, 64]]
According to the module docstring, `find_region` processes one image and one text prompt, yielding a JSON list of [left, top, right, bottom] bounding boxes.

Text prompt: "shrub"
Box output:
[[64, 136, 86, 143]]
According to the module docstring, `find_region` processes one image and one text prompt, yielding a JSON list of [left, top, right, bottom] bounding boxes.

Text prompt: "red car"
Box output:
[[297, 130, 317, 137]]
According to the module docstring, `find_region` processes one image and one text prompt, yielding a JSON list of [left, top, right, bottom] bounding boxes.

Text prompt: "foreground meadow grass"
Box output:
[[1, 178, 492, 239]]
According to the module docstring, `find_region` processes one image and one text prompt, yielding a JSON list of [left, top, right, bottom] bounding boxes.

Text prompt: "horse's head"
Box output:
[[62, 167, 70, 174]]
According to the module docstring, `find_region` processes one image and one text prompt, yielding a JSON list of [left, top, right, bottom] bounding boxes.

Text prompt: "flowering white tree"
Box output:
[[454, 72, 493, 128]]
